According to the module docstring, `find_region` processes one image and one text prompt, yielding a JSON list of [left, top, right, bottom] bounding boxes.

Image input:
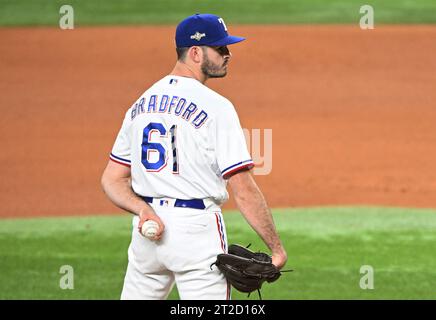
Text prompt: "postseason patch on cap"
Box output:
[[190, 32, 206, 41]]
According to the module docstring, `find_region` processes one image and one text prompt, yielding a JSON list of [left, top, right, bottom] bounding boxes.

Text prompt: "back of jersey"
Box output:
[[110, 75, 253, 205]]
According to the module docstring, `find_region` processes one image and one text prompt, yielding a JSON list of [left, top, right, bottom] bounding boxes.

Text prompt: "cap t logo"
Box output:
[[190, 32, 206, 41]]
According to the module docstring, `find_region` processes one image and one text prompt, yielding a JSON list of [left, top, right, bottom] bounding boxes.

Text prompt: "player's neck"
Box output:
[[170, 62, 208, 85]]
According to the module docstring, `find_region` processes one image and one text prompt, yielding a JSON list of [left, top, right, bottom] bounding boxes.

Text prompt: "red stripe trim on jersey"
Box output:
[[221, 159, 253, 175], [110, 153, 131, 164], [109, 158, 131, 168], [215, 213, 225, 253], [222, 162, 254, 179]]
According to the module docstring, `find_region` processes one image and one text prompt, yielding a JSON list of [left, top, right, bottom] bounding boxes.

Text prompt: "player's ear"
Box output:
[[189, 46, 203, 64]]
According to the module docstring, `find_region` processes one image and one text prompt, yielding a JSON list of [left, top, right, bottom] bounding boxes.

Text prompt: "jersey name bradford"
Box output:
[[130, 94, 208, 129]]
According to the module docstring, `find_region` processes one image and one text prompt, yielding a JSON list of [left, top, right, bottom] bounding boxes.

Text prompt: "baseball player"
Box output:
[[101, 13, 287, 300]]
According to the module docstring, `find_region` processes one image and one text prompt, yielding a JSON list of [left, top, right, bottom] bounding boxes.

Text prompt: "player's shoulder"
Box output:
[[157, 75, 231, 105], [201, 85, 233, 107], [122, 78, 166, 118], [187, 82, 236, 120]]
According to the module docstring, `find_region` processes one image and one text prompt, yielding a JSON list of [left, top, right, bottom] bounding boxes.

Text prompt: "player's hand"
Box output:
[[271, 248, 288, 270], [137, 207, 165, 241]]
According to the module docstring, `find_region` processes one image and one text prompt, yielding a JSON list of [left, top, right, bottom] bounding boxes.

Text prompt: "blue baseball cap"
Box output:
[[175, 13, 245, 48]]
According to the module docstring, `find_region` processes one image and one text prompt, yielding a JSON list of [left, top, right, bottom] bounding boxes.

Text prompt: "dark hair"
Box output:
[[176, 47, 189, 61]]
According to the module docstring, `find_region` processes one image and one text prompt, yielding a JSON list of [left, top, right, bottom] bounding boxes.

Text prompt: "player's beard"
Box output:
[[201, 52, 228, 79]]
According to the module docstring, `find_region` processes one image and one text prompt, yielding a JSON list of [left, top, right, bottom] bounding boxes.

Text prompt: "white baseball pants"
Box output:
[[120, 206, 231, 300]]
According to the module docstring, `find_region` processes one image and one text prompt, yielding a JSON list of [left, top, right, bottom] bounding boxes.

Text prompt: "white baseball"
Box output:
[[141, 220, 159, 238]]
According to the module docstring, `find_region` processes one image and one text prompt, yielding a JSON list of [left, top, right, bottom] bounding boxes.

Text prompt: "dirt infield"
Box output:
[[1, 25, 435, 218]]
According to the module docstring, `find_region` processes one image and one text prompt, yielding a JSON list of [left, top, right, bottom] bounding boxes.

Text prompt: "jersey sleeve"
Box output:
[[109, 110, 132, 167], [215, 102, 254, 179]]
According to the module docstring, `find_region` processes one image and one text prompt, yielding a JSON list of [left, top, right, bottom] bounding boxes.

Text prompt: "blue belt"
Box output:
[[140, 196, 206, 210]]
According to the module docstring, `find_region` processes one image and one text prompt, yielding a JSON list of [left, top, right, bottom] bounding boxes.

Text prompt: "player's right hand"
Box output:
[[138, 207, 165, 241]]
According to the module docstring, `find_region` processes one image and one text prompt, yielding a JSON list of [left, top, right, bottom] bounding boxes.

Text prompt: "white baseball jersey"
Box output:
[[110, 75, 254, 205]]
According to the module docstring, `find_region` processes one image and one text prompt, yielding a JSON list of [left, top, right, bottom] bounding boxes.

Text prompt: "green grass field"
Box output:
[[1, 207, 436, 300], [0, 0, 436, 26]]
